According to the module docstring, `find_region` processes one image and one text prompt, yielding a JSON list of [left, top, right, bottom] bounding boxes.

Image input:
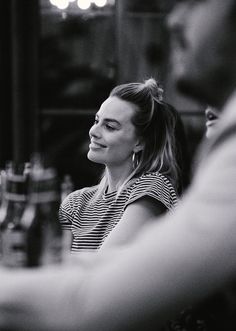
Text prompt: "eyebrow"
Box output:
[[95, 114, 121, 127]]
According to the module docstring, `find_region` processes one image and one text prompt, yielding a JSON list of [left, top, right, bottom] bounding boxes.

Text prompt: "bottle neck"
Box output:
[[28, 177, 59, 204], [5, 175, 27, 203]]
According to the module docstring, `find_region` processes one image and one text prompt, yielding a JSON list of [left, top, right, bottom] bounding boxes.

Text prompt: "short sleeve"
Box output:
[[125, 172, 178, 210], [59, 190, 81, 231]]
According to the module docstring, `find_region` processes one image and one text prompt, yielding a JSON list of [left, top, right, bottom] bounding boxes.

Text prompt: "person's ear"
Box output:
[[133, 139, 144, 153]]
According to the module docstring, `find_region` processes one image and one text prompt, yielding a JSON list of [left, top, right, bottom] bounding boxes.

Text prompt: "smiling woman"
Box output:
[[59, 78, 189, 252], [87, 97, 141, 171]]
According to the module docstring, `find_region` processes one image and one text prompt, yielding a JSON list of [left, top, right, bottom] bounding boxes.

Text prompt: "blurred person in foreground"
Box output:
[[1, 0, 236, 330], [59, 78, 187, 253]]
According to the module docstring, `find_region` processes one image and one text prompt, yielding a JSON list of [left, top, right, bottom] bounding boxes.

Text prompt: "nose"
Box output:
[[89, 122, 101, 139], [166, 3, 188, 32]]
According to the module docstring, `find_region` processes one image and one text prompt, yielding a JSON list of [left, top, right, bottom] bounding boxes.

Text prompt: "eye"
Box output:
[[94, 118, 99, 125], [207, 113, 218, 121], [105, 124, 116, 131], [206, 111, 218, 121]]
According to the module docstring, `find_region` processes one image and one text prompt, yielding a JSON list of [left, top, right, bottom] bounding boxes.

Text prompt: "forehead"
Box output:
[[97, 96, 136, 123], [169, 0, 236, 64], [184, 0, 236, 54], [168, 0, 236, 59]]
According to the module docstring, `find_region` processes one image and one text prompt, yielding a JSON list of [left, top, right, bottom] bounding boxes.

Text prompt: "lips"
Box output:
[[89, 141, 106, 149]]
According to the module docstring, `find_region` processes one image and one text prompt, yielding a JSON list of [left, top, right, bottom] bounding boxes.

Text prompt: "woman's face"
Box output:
[[87, 96, 142, 168], [205, 106, 220, 138]]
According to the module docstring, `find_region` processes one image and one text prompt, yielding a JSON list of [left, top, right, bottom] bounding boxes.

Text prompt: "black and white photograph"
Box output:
[[0, 1, 236, 330]]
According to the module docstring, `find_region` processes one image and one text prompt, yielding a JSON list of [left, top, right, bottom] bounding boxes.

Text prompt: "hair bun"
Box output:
[[144, 78, 164, 101]]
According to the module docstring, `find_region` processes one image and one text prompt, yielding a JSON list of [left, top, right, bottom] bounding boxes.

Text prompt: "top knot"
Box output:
[[144, 78, 164, 101]]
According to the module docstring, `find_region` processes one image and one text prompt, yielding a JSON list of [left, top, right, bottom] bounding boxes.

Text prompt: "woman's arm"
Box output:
[[101, 197, 166, 250]]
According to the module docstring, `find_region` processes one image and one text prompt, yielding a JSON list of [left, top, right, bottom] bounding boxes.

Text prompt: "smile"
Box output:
[[89, 142, 106, 149]]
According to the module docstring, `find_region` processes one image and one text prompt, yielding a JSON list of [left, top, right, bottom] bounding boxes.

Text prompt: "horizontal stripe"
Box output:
[[59, 172, 178, 252]]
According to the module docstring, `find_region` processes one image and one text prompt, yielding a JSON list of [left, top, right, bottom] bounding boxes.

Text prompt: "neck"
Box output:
[[106, 163, 134, 193]]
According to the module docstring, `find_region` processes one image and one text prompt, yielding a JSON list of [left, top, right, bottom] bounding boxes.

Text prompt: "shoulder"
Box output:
[[61, 185, 98, 208], [130, 172, 176, 193], [59, 185, 99, 225], [126, 172, 178, 210]]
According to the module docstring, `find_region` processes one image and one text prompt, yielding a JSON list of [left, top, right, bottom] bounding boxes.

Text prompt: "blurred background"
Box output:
[[0, 0, 205, 189]]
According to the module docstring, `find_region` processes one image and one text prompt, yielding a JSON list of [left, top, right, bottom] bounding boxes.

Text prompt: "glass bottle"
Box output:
[[61, 174, 74, 202], [0, 162, 28, 267], [0, 169, 8, 261], [21, 162, 62, 267]]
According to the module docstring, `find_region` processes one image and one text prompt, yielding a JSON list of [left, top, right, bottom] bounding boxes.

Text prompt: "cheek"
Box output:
[[119, 132, 137, 147], [108, 134, 135, 152]]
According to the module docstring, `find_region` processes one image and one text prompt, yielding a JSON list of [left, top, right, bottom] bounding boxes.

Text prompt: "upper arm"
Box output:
[[59, 190, 80, 230], [101, 197, 167, 250], [59, 191, 80, 251]]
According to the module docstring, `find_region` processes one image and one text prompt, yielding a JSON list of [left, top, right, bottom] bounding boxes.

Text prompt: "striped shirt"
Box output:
[[59, 172, 178, 252]]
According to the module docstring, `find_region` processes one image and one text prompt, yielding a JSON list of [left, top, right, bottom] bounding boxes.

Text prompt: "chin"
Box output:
[[177, 77, 229, 108], [87, 151, 103, 164], [206, 126, 217, 139], [175, 63, 234, 108], [87, 151, 96, 162]]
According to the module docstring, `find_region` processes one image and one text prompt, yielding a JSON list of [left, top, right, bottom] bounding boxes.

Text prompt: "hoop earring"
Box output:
[[132, 152, 139, 169]]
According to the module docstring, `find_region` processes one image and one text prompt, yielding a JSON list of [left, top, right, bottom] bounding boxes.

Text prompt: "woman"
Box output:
[[59, 78, 188, 252]]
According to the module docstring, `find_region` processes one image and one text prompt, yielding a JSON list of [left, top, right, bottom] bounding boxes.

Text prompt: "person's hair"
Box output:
[[93, 78, 190, 199]]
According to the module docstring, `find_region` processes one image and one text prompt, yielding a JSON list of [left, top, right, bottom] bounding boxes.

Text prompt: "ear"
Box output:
[[133, 139, 144, 153]]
